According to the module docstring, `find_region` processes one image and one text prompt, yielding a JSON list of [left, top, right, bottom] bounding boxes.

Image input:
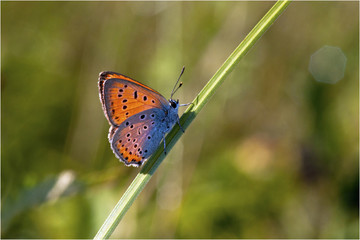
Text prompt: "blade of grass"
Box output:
[[94, 1, 292, 239]]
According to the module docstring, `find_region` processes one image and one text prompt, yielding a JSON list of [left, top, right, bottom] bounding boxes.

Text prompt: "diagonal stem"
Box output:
[[94, 1, 292, 239]]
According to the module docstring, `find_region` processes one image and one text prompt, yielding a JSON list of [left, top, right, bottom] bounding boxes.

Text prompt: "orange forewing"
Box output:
[[99, 71, 168, 127], [99, 71, 162, 95]]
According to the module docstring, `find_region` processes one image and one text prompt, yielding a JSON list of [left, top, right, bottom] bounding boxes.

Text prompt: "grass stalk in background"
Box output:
[[94, 1, 292, 239]]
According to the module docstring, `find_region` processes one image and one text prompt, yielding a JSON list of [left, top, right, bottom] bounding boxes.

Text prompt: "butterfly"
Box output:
[[98, 67, 188, 167]]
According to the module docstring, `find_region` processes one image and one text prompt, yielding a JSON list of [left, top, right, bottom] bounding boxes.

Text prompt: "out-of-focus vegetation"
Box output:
[[2, 1, 358, 239]]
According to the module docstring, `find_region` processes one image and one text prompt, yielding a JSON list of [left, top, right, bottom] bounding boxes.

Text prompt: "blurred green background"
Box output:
[[2, 1, 358, 239]]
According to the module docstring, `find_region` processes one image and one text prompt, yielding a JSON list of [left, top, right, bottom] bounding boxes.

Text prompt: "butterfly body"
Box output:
[[99, 71, 181, 167]]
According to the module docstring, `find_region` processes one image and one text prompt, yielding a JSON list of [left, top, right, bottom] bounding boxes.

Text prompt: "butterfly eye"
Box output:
[[170, 101, 177, 108]]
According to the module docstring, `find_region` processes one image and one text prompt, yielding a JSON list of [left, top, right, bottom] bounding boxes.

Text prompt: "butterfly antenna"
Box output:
[[171, 66, 185, 99]]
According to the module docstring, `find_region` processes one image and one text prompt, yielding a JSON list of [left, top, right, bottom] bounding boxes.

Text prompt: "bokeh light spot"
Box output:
[[309, 45, 347, 84]]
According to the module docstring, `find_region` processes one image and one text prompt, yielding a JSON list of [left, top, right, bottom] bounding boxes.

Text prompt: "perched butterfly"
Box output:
[[98, 67, 188, 167]]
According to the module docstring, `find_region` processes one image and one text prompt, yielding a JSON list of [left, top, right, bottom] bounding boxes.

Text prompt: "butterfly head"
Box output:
[[165, 98, 180, 132], [169, 98, 179, 109]]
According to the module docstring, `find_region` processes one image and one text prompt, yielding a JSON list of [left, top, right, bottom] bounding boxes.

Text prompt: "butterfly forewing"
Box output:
[[99, 71, 163, 95], [111, 109, 166, 166], [99, 71, 168, 126]]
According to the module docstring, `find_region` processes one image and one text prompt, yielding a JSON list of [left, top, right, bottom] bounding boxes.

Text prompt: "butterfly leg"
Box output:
[[179, 102, 193, 107], [177, 117, 185, 133], [163, 136, 167, 155]]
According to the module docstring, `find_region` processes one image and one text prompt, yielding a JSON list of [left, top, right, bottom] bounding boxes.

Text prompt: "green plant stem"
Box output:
[[94, 1, 292, 239]]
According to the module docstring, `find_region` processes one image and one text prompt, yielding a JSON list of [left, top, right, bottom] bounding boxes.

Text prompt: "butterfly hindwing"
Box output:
[[99, 71, 169, 126], [110, 109, 167, 166]]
